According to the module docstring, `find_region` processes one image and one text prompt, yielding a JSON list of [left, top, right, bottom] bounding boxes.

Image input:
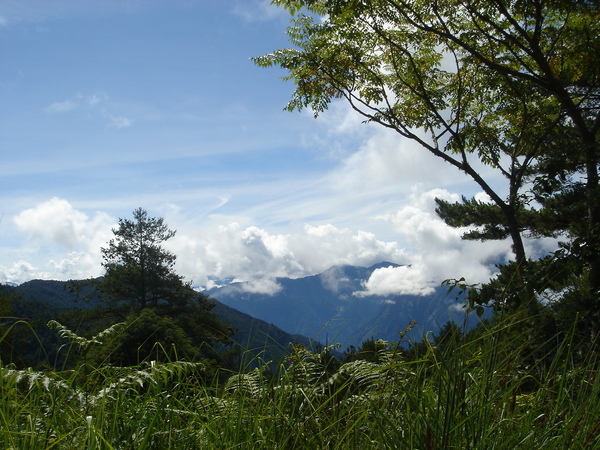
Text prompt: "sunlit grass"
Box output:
[[1, 316, 599, 448]]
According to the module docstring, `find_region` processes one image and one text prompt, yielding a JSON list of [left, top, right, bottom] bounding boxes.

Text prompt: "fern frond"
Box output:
[[47, 320, 126, 351], [48, 320, 101, 349], [2, 366, 86, 406], [225, 367, 265, 398], [328, 359, 382, 390], [91, 360, 204, 405], [91, 321, 126, 342]]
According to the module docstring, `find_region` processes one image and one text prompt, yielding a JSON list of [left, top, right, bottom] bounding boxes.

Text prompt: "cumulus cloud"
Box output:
[[349, 189, 478, 296], [356, 265, 436, 297], [4, 188, 520, 294], [331, 129, 453, 195], [285, 103, 508, 299], [9, 198, 114, 281], [0, 260, 41, 284], [312, 101, 503, 213], [47, 251, 107, 280], [14, 197, 112, 249], [238, 278, 283, 296], [361, 188, 513, 296], [1, 257, 105, 284], [168, 221, 408, 294]]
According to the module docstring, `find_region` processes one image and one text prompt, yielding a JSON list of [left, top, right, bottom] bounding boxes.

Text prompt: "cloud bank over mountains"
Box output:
[[2, 187, 517, 298], [2, 76, 530, 297]]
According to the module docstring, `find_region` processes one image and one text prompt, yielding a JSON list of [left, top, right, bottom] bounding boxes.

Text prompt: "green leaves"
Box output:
[[256, 0, 600, 322]]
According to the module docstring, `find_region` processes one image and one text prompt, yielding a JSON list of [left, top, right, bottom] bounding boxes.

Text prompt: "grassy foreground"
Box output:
[[1, 317, 599, 449]]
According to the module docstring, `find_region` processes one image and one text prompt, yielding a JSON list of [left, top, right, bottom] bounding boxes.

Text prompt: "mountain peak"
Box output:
[[367, 261, 402, 271]]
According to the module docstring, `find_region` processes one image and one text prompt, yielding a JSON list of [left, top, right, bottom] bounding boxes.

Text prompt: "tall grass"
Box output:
[[1, 316, 599, 448]]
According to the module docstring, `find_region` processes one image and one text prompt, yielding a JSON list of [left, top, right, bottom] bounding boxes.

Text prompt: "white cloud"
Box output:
[[312, 101, 506, 212], [14, 197, 112, 249], [356, 265, 436, 297], [331, 130, 451, 195], [4, 187, 521, 293], [44, 92, 127, 127], [305, 102, 490, 214], [319, 265, 352, 293], [84, 92, 107, 105], [474, 192, 492, 203], [368, 188, 513, 293], [377, 188, 463, 249], [168, 220, 408, 291], [9, 198, 114, 281], [231, 0, 287, 22], [47, 250, 105, 280], [45, 99, 77, 113], [0, 260, 41, 284], [298, 101, 375, 161], [43, 92, 137, 128], [239, 278, 283, 296], [46, 92, 108, 113]]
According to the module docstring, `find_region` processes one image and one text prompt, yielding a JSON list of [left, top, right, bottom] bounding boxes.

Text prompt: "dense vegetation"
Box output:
[[1, 316, 599, 448]]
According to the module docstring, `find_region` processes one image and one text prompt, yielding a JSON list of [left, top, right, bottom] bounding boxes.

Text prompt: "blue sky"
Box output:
[[1, 0, 551, 295]]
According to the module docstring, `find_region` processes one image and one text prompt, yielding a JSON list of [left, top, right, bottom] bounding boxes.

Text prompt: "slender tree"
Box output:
[[69, 208, 234, 366], [100, 207, 189, 310], [254, 0, 599, 319]]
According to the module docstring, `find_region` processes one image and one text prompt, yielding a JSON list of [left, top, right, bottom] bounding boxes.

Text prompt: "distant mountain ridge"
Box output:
[[207, 262, 484, 349], [4, 262, 486, 357]]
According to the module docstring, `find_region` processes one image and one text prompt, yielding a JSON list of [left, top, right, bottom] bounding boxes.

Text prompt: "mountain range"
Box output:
[[206, 262, 485, 350], [3, 262, 485, 362]]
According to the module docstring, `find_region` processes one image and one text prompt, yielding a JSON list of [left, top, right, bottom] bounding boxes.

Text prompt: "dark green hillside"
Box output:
[[0, 283, 63, 367], [1, 283, 63, 320], [15, 279, 99, 311], [211, 301, 313, 366], [2, 279, 314, 368]]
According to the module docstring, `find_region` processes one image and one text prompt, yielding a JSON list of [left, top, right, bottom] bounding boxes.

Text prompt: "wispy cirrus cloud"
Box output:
[[44, 92, 132, 128], [45, 92, 109, 113]]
